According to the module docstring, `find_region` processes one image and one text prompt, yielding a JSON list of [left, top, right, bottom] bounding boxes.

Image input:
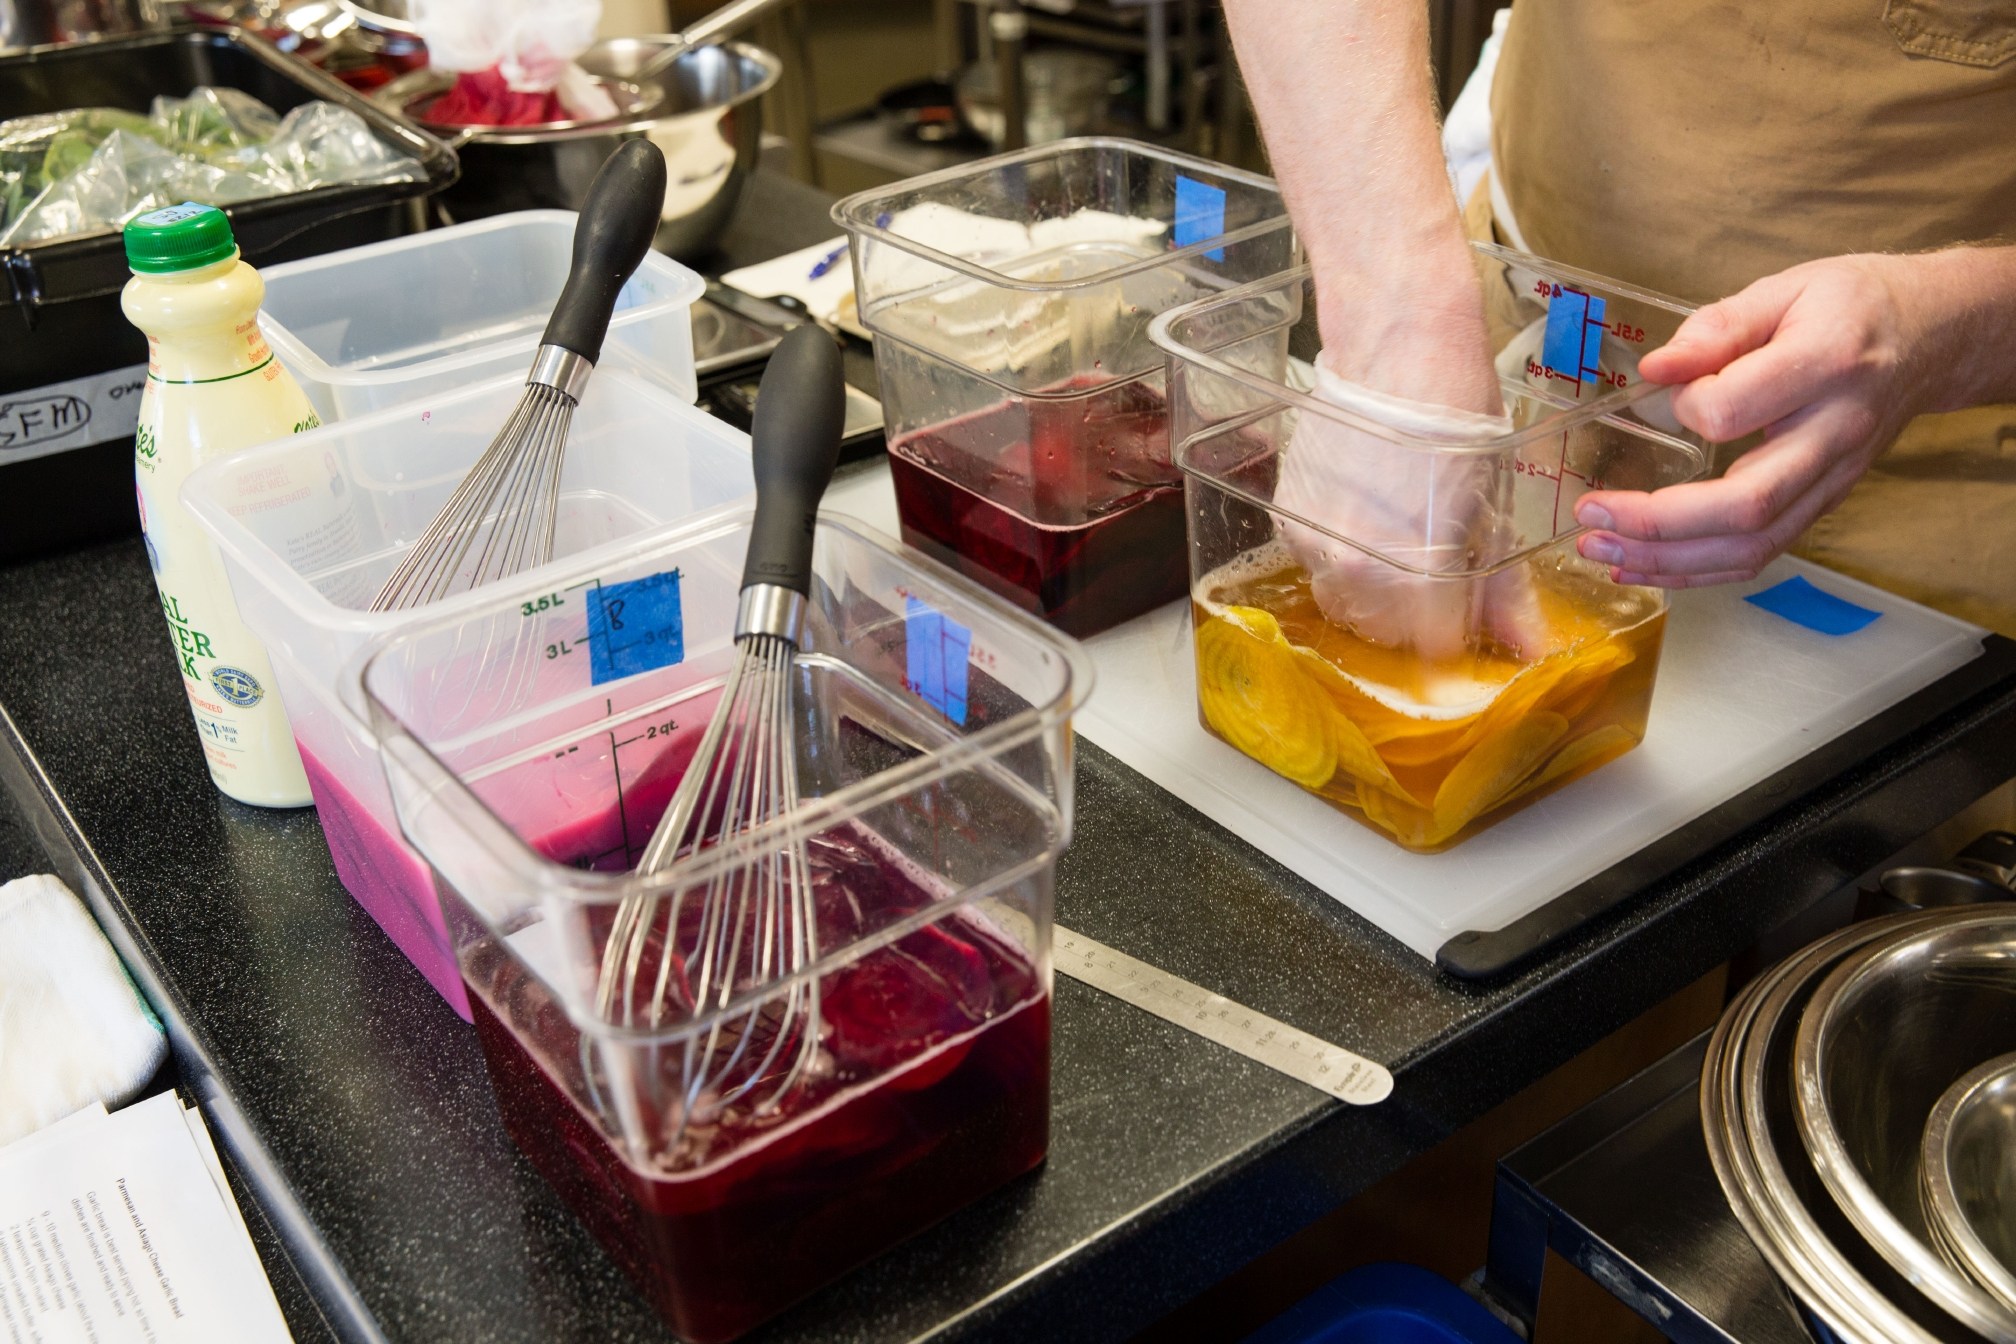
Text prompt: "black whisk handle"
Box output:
[[540, 139, 668, 365], [743, 326, 845, 595]]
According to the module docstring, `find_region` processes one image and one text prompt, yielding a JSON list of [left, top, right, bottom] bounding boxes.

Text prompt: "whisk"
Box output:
[[596, 326, 846, 1130], [370, 139, 668, 612]]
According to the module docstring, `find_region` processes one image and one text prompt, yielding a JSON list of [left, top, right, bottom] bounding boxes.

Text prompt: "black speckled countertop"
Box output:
[[7, 172, 2016, 1344]]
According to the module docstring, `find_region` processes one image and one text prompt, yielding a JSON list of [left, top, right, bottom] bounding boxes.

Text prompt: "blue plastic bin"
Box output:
[[1242, 1263, 1522, 1344]]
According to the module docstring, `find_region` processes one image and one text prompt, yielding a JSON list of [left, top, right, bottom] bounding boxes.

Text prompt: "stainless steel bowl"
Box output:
[[372, 65, 661, 234], [1879, 866, 2012, 910], [576, 37, 779, 259], [337, 0, 413, 36], [382, 41, 776, 260], [376, 66, 665, 138], [1702, 913, 1983, 1343], [1921, 1053, 2016, 1309], [1793, 911, 2016, 1339]]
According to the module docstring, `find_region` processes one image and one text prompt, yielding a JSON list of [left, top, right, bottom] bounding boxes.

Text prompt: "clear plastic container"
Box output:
[[1471, 241, 1697, 424], [832, 137, 1299, 638], [258, 210, 705, 422], [180, 369, 753, 1015], [1151, 261, 1709, 852], [359, 511, 1090, 1342]]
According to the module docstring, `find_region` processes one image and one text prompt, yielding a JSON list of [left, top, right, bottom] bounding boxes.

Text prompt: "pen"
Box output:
[[807, 242, 848, 279]]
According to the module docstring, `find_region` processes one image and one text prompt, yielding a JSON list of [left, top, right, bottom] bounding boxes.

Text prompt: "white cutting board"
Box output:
[[826, 463, 1988, 960]]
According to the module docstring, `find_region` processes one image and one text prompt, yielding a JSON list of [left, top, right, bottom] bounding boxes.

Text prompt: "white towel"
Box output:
[[0, 874, 168, 1146]]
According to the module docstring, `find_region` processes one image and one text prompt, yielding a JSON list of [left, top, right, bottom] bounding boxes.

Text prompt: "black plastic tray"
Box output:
[[0, 26, 455, 561], [1, 25, 455, 312]]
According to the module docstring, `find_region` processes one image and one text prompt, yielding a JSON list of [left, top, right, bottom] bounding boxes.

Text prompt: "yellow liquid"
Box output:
[[1192, 548, 1666, 852]]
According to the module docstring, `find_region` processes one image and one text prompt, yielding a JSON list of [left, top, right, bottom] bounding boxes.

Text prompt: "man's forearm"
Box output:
[[1916, 245, 2016, 413], [1223, 0, 1494, 405]]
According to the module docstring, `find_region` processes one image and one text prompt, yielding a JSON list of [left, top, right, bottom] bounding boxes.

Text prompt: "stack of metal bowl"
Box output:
[[1703, 907, 2016, 1342], [1921, 1053, 2016, 1312]]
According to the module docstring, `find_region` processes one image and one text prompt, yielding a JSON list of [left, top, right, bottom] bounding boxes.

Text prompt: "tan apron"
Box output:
[[1478, 0, 2016, 634]]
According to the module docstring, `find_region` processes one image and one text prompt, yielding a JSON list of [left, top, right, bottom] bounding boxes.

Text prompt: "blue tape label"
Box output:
[[1174, 175, 1227, 262], [1744, 575, 1882, 636], [1541, 289, 1607, 386], [905, 596, 972, 725], [587, 569, 686, 685]]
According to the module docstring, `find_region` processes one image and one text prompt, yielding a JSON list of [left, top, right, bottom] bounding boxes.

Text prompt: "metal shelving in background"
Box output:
[[811, 0, 1499, 192]]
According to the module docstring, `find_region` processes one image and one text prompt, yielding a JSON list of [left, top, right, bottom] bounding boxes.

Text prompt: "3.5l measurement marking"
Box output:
[[1053, 927, 1393, 1105]]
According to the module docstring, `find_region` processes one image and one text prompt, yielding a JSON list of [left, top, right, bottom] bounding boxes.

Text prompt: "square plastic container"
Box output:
[[359, 511, 1090, 1341], [258, 210, 705, 422], [833, 137, 1299, 638], [1470, 241, 1697, 419], [180, 369, 753, 1016], [1151, 262, 1709, 853]]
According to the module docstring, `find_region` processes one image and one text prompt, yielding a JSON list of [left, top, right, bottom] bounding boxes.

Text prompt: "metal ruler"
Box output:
[[1053, 926, 1393, 1106]]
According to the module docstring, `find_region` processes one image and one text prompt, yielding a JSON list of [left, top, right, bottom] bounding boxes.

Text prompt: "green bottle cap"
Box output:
[[124, 202, 238, 275]]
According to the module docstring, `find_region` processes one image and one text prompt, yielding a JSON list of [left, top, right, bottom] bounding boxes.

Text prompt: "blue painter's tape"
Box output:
[[1174, 175, 1227, 262], [905, 596, 972, 725], [1744, 575, 1882, 636], [1542, 288, 1588, 380], [587, 569, 685, 685], [1580, 294, 1608, 381], [907, 600, 944, 712]]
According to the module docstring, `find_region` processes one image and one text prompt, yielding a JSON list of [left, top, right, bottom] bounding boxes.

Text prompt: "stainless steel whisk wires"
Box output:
[[369, 364, 580, 611], [600, 623, 821, 1122], [367, 138, 668, 614], [593, 326, 847, 1141]]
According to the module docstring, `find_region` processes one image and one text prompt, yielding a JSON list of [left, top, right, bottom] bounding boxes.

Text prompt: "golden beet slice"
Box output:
[[1197, 608, 1336, 789], [1290, 644, 1409, 796], [1432, 711, 1571, 836], [1544, 644, 1634, 722], [1443, 641, 1622, 762], [1357, 780, 1441, 848], [1528, 724, 1640, 793]]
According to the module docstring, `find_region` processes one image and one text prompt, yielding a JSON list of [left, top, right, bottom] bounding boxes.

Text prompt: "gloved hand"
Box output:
[[1274, 358, 1547, 663]]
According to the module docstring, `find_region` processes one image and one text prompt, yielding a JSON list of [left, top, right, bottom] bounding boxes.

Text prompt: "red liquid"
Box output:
[[888, 376, 1187, 638], [455, 821, 1049, 1342]]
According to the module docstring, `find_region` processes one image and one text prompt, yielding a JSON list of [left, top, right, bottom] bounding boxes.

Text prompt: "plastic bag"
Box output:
[[1274, 361, 1546, 663], [0, 88, 426, 246], [408, 0, 617, 125]]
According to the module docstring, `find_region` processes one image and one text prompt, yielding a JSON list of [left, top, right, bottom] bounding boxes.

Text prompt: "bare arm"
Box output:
[[1222, 0, 1497, 411], [1577, 246, 2016, 586]]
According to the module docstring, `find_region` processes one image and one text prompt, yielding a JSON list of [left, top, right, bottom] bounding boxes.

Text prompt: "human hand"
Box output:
[[1573, 252, 1985, 588], [1276, 351, 1548, 663]]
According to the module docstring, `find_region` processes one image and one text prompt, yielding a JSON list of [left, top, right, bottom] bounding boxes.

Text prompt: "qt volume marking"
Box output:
[[1052, 927, 1393, 1105]]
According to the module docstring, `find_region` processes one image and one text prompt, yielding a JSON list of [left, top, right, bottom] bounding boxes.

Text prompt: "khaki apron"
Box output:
[[1477, 0, 2016, 634]]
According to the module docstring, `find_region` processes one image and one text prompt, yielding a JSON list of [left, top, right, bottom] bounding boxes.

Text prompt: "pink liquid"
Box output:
[[300, 744, 471, 1019], [888, 376, 1187, 638], [296, 688, 721, 1022], [448, 763, 1050, 1341]]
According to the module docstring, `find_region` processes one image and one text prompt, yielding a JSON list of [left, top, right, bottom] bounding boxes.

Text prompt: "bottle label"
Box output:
[[209, 665, 268, 707], [158, 591, 218, 680], [0, 363, 149, 466], [145, 318, 276, 385]]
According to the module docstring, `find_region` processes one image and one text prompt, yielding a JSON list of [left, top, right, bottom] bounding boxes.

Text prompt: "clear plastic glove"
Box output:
[[409, 0, 616, 123], [1275, 359, 1547, 663]]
